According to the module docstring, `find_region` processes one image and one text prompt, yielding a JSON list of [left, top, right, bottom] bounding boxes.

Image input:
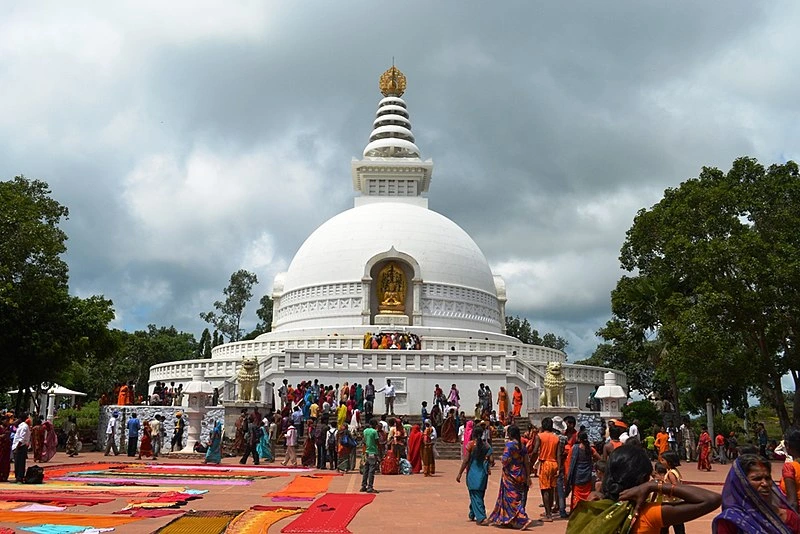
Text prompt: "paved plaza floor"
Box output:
[[0, 451, 736, 533]]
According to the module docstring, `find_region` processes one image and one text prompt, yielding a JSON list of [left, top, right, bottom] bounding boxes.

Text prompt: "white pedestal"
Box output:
[[374, 314, 410, 326]]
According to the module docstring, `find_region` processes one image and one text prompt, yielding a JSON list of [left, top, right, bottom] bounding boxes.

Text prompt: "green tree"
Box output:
[[200, 269, 259, 342], [621, 400, 661, 432], [612, 157, 800, 429], [198, 328, 212, 358], [541, 332, 569, 352], [504, 315, 542, 345], [64, 324, 197, 400], [0, 176, 116, 408], [242, 295, 274, 340]]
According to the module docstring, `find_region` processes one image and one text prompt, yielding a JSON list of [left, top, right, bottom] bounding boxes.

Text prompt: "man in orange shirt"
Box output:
[[532, 417, 561, 522]]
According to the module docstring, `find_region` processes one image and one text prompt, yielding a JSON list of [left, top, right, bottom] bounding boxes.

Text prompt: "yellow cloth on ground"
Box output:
[[225, 508, 303, 534], [156, 511, 241, 534]]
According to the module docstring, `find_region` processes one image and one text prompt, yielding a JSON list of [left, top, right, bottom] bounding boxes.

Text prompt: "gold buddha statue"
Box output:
[[378, 262, 406, 314]]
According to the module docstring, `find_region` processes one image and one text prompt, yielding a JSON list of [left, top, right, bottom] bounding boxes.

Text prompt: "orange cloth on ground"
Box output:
[[537, 431, 559, 489], [265, 475, 333, 499], [632, 502, 663, 533], [0, 511, 140, 527], [225, 507, 302, 534]]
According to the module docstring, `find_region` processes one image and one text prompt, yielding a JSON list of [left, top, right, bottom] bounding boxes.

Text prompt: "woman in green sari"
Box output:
[[257, 422, 273, 462], [456, 425, 493, 524], [567, 445, 721, 534], [204, 420, 223, 464]]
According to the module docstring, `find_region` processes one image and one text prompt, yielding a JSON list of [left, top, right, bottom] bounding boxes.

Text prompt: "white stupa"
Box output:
[[150, 66, 625, 417]]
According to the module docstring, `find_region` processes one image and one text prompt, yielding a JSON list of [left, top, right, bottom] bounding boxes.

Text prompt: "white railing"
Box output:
[[150, 349, 625, 390]]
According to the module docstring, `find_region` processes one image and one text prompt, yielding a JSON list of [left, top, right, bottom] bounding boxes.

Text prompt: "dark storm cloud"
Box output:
[[1, 1, 798, 358]]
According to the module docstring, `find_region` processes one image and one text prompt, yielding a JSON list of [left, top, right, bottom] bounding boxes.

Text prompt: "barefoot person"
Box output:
[[487, 424, 534, 530], [457, 424, 493, 525]]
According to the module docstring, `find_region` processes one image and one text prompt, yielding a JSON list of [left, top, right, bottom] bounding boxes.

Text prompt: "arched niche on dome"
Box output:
[[363, 248, 421, 326]]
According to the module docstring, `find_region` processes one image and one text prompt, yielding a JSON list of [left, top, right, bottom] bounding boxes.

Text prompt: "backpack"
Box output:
[[326, 428, 337, 451], [24, 465, 44, 484]]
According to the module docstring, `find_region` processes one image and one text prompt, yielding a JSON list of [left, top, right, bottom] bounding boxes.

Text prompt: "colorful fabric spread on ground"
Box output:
[[156, 510, 242, 534], [266, 474, 338, 501], [487, 439, 530, 528], [225, 506, 303, 534], [0, 512, 140, 527], [281, 493, 376, 533]]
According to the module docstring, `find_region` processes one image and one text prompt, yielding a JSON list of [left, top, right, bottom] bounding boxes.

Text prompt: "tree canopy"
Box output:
[[0, 176, 116, 408], [504, 315, 569, 352], [200, 269, 259, 343], [592, 157, 800, 430]]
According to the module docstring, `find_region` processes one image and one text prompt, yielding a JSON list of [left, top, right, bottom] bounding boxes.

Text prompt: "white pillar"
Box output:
[[46, 391, 56, 422]]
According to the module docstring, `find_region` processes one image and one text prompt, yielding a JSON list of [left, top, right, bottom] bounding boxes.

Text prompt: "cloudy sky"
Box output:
[[2, 2, 799, 361]]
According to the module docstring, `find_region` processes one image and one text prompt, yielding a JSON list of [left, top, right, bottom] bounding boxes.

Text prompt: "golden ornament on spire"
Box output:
[[379, 65, 407, 97]]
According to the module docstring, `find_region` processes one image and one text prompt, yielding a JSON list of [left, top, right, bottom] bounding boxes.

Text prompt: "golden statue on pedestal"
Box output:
[[378, 262, 406, 314]]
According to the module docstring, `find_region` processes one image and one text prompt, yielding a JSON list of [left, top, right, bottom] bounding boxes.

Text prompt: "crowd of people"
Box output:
[[0, 411, 75, 484], [362, 331, 421, 350]]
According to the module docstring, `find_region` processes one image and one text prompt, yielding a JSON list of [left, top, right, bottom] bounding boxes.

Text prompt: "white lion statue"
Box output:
[[236, 357, 261, 402], [540, 361, 566, 408]]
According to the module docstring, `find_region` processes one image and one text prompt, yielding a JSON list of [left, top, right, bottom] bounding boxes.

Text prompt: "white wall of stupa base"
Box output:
[[149, 327, 624, 419]]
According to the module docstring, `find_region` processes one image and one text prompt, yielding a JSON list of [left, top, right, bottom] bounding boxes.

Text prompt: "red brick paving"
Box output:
[[0, 452, 749, 533]]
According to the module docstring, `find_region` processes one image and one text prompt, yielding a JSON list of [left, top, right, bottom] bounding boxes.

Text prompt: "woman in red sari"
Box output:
[[31, 418, 44, 462], [512, 387, 523, 418], [138, 420, 153, 459], [0, 418, 11, 482], [442, 409, 458, 443], [697, 425, 712, 471], [407, 424, 423, 474], [41, 420, 58, 462]]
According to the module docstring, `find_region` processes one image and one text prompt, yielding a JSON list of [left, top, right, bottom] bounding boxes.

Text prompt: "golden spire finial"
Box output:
[[379, 64, 406, 97]]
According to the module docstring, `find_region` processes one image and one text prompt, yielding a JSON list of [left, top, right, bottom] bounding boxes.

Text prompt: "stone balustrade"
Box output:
[[150, 349, 624, 390]]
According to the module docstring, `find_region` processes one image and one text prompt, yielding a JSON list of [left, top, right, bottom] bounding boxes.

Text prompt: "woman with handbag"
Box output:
[[337, 424, 355, 473]]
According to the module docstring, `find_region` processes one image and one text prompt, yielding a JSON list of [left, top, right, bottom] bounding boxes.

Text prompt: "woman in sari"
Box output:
[[337, 403, 348, 429], [448, 384, 460, 410], [302, 420, 316, 467], [41, 420, 58, 462], [381, 446, 400, 475], [487, 425, 532, 529], [391, 418, 407, 459], [421, 420, 436, 476], [461, 420, 474, 462], [337, 424, 354, 472], [258, 420, 273, 462], [567, 445, 721, 534], [31, 419, 44, 462], [355, 384, 364, 412], [512, 386, 523, 418], [205, 420, 224, 464], [407, 424, 423, 474], [0, 419, 10, 482], [697, 425, 712, 471], [138, 420, 153, 460], [497, 387, 509, 425], [64, 416, 79, 457], [442, 408, 458, 443], [457, 425, 494, 524], [714, 454, 800, 533], [567, 431, 600, 510], [303, 389, 313, 421]]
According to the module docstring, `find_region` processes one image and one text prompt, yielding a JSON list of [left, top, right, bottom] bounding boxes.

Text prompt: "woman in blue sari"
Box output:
[[355, 384, 364, 412], [303, 389, 313, 421], [456, 424, 493, 524], [257, 422, 273, 462], [713, 454, 799, 533], [487, 425, 533, 530], [204, 420, 223, 464]]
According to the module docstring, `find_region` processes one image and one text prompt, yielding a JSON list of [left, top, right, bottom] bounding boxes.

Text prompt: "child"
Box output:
[[594, 460, 607, 493], [421, 401, 429, 428], [653, 461, 668, 481], [662, 451, 685, 534]]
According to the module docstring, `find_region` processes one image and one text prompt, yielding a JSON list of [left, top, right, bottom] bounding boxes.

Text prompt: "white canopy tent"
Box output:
[[7, 383, 87, 420]]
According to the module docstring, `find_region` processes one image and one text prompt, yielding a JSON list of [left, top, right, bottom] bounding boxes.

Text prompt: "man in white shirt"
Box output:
[[376, 379, 396, 416], [12, 413, 31, 483], [282, 423, 298, 467], [104, 410, 120, 456], [149, 416, 162, 459], [628, 420, 639, 441]]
